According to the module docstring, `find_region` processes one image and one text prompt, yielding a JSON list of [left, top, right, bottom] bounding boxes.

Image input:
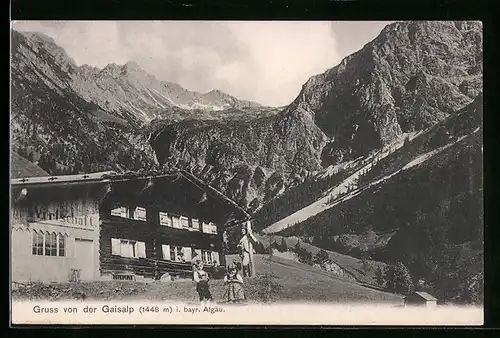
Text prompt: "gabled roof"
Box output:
[[410, 292, 437, 301], [10, 169, 251, 223], [10, 152, 49, 179], [101, 169, 251, 222], [179, 169, 251, 223], [10, 171, 116, 186]]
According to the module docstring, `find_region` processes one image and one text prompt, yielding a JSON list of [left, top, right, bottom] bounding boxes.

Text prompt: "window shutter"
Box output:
[[159, 212, 171, 226], [121, 240, 133, 258], [183, 247, 192, 261], [135, 242, 146, 258], [134, 207, 147, 221], [111, 207, 127, 217], [202, 222, 209, 233], [111, 238, 120, 255], [212, 251, 220, 264], [210, 222, 217, 234], [195, 249, 202, 261], [162, 244, 170, 260], [172, 216, 180, 228], [192, 219, 200, 230]]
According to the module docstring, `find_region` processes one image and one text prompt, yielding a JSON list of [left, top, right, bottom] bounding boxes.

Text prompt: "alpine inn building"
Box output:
[[10, 170, 251, 283]]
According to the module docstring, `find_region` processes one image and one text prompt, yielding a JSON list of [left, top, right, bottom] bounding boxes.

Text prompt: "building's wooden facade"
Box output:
[[10, 170, 251, 283]]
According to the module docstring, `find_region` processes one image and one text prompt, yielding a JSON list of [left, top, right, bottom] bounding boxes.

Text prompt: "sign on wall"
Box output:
[[12, 199, 100, 230]]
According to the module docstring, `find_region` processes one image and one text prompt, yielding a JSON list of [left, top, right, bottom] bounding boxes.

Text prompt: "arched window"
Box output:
[[58, 233, 66, 257], [32, 231, 66, 257], [45, 232, 57, 256], [32, 230, 44, 256]]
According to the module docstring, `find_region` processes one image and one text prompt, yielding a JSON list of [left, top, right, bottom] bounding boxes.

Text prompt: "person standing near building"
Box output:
[[237, 224, 258, 277], [193, 260, 213, 305], [223, 264, 245, 303], [191, 250, 200, 272], [212, 260, 224, 279]]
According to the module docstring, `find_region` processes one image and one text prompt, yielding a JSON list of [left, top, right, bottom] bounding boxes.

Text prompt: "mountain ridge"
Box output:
[[12, 29, 268, 125], [11, 21, 483, 212], [149, 20, 482, 210]]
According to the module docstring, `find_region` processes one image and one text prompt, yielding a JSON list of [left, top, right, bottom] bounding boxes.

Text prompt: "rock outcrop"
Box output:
[[287, 21, 482, 165]]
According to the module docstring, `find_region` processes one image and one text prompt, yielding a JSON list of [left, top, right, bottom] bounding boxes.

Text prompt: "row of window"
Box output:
[[111, 206, 218, 234], [30, 231, 218, 265], [111, 206, 147, 221], [161, 245, 218, 265], [32, 231, 66, 257], [110, 238, 219, 265]]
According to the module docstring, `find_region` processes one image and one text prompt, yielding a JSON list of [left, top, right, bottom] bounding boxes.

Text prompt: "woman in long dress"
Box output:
[[237, 227, 252, 277], [237, 222, 259, 277]]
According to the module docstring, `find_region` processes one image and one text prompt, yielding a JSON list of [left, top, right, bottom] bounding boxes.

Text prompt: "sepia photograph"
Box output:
[[9, 20, 483, 325]]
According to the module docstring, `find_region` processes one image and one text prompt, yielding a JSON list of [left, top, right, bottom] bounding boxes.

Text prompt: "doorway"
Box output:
[[74, 238, 95, 281]]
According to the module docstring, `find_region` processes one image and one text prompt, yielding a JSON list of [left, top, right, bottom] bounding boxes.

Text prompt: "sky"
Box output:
[[12, 21, 393, 107]]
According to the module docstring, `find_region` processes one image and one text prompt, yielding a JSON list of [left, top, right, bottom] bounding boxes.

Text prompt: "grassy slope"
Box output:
[[253, 235, 388, 286], [12, 254, 402, 304], [245, 255, 400, 304]]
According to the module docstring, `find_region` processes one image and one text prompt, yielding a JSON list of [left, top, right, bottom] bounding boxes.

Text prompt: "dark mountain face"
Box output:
[[287, 21, 482, 165], [149, 106, 327, 209]]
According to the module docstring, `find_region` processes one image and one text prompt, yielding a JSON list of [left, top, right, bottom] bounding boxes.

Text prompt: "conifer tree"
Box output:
[[279, 237, 288, 252], [385, 262, 414, 295], [313, 249, 330, 266], [375, 266, 385, 286]]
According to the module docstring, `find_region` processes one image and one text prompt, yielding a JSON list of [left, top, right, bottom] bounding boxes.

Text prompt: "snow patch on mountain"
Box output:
[[262, 129, 471, 235]]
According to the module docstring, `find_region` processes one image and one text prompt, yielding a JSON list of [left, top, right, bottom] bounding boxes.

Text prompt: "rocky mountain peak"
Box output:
[[100, 63, 122, 78], [14, 30, 73, 61], [207, 89, 224, 95], [12, 29, 77, 68], [77, 64, 100, 77], [122, 60, 142, 72], [286, 20, 482, 165], [16, 30, 54, 45]]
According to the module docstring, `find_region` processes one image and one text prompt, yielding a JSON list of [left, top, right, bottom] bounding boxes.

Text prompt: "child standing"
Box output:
[[193, 260, 213, 305], [223, 265, 245, 303]]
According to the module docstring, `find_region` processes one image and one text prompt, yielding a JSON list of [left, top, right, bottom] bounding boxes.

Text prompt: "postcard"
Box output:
[[10, 20, 483, 326]]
